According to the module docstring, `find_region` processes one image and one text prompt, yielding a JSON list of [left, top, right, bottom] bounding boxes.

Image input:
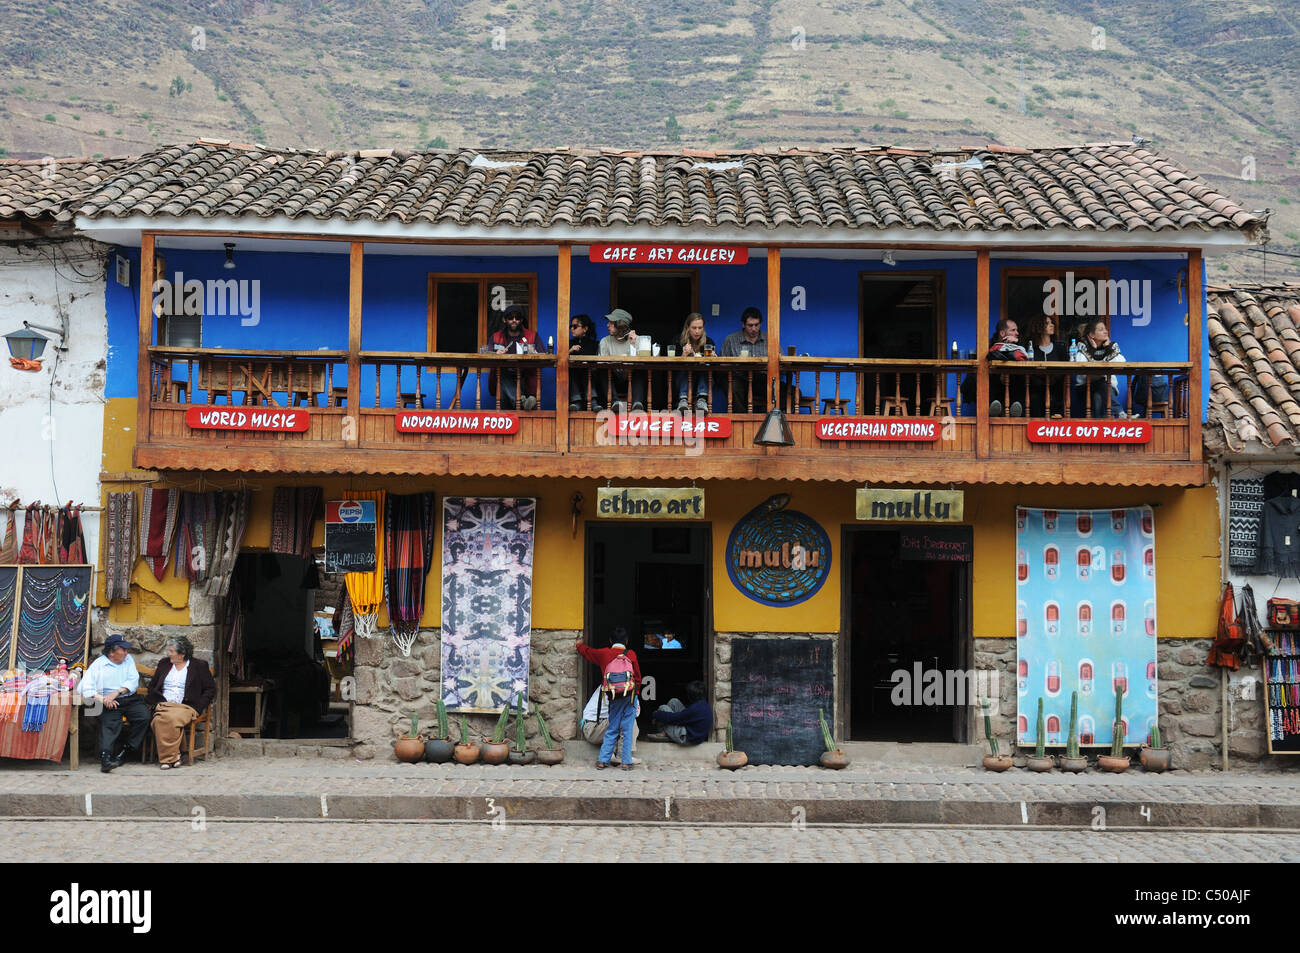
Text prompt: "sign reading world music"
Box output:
[[589, 244, 749, 265], [185, 406, 309, 432]]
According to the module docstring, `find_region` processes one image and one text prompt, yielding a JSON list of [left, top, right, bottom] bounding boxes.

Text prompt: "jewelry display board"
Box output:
[[1264, 629, 1300, 755], [1, 566, 93, 672]]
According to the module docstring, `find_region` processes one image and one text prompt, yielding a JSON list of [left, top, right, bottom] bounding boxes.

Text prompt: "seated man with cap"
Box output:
[[80, 634, 149, 773], [596, 309, 647, 412]]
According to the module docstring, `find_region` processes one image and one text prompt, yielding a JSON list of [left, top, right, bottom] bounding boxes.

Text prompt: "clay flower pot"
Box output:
[[453, 742, 481, 765], [1058, 755, 1088, 773], [394, 737, 425, 764], [424, 738, 455, 764], [982, 754, 1014, 772], [820, 749, 850, 770], [1139, 745, 1171, 773], [1025, 755, 1055, 772], [535, 748, 565, 766], [717, 750, 748, 770], [1098, 754, 1131, 773], [480, 740, 510, 765], [508, 749, 537, 766]]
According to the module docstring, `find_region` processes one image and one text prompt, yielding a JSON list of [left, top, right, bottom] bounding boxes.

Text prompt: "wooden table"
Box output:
[[229, 682, 270, 737]]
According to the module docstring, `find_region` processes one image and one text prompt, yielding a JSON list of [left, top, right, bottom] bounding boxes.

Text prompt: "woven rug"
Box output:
[[139, 488, 179, 580], [270, 486, 323, 560], [440, 497, 535, 713]]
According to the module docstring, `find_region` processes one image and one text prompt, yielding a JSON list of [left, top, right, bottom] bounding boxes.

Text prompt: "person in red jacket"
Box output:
[[576, 627, 641, 771]]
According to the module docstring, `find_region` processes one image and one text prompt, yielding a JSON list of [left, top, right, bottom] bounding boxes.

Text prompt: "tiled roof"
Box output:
[[54, 140, 1265, 236], [1208, 284, 1300, 453], [0, 155, 135, 223]]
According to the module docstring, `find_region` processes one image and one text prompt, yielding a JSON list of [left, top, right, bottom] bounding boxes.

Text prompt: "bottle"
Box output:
[[1069, 337, 1079, 360], [1027, 341, 1034, 360], [951, 340, 959, 360]]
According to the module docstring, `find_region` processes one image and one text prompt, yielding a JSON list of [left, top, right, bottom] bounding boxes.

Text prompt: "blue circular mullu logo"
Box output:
[[726, 494, 831, 606]]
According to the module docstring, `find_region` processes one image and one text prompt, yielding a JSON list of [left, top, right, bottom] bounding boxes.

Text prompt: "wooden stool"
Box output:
[[330, 386, 348, 408], [928, 396, 955, 417], [797, 393, 818, 414], [821, 397, 851, 415], [399, 391, 424, 409], [881, 396, 909, 417]]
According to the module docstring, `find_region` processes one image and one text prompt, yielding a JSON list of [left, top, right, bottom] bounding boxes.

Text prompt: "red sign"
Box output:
[[185, 406, 309, 432], [395, 411, 519, 434], [816, 418, 941, 441], [1026, 421, 1152, 444], [589, 244, 748, 265], [610, 414, 732, 439]]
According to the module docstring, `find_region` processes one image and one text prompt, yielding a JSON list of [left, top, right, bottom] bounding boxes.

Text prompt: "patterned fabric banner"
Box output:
[[1016, 507, 1157, 748], [440, 497, 536, 714], [1228, 478, 1264, 570]]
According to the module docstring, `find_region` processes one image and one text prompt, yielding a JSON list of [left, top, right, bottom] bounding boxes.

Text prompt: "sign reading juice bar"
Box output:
[[596, 487, 706, 519]]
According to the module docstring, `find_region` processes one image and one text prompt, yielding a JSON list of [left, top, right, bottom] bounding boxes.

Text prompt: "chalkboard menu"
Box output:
[[731, 637, 834, 766], [325, 500, 377, 574]]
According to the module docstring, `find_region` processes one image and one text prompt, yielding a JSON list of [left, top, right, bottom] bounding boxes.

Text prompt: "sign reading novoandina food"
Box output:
[[596, 487, 706, 519], [817, 418, 940, 441], [185, 407, 309, 432], [1026, 421, 1152, 444], [856, 488, 965, 523], [396, 411, 519, 434], [589, 244, 749, 265]]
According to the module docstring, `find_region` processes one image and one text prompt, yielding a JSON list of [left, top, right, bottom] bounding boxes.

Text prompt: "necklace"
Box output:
[[17, 569, 68, 670], [0, 567, 15, 663]]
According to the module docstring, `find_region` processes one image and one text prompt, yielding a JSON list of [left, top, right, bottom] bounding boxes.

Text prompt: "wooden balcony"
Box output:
[[134, 348, 1206, 486]]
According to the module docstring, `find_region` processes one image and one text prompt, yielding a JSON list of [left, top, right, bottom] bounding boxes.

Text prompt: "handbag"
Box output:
[[1267, 597, 1300, 630]]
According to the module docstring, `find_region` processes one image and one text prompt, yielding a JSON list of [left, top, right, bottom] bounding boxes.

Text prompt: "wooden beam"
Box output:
[[975, 249, 990, 459], [766, 247, 781, 415], [347, 242, 363, 444], [555, 244, 571, 453], [1187, 249, 1203, 463], [136, 234, 155, 455]]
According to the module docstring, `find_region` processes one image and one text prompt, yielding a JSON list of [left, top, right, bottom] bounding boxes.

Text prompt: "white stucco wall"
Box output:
[[0, 239, 109, 564]]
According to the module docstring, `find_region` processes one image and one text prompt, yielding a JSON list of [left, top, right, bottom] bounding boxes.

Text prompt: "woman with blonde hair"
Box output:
[[675, 312, 716, 412]]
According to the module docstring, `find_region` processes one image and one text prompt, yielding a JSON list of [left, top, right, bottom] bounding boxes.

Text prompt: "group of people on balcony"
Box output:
[[964, 316, 1169, 419]]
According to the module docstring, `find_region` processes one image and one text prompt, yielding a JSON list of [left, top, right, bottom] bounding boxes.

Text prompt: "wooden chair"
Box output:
[[135, 662, 213, 766]]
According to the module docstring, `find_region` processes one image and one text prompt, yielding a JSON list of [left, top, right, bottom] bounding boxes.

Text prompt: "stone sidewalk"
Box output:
[[3, 752, 1299, 828]]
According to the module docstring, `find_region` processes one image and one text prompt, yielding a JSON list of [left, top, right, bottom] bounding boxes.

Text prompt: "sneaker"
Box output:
[[631, 401, 645, 412], [677, 396, 690, 411], [521, 395, 537, 411], [611, 401, 626, 414], [989, 400, 1003, 417], [696, 396, 709, 413], [1009, 401, 1023, 417], [590, 402, 604, 413], [569, 402, 580, 412], [595, 761, 609, 770]]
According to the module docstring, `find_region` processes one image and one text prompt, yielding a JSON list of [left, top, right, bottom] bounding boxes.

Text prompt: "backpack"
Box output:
[[601, 652, 636, 699], [1207, 583, 1245, 670]]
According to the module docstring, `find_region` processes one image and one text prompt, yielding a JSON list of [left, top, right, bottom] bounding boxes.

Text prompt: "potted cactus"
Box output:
[[1139, 717, 1171, 773], [1059, 691, 1087, 772], [394, 713, 425, 764], [1098, 692, 1131, 773], [981, 700, 1012, 771], [818, 709, 850, 769], [424, 698, 456, 764], [717, 719, 748, 770], [1026, 697, 1053, 772], [481, 702, 512, 764], [453, 713, 481, 765], [533, 707, 565, 766], [508, 696, 536, 765]]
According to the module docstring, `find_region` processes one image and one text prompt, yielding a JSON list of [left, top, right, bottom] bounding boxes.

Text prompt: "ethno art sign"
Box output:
[[1015, 507, 1157, 749], [440, 497, 536, 714], [726, 495, 830, 607]]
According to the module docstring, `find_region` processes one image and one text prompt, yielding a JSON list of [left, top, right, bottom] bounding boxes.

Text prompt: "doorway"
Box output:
[[843, 528, 970, 742], [585, 523, 711, 734], [611, 270, 698, 348], [860, 273, 944, 414]]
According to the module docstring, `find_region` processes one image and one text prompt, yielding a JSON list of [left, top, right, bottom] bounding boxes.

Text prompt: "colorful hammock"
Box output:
[[385, 492, 435, 656], [344, 491, 385, 639]]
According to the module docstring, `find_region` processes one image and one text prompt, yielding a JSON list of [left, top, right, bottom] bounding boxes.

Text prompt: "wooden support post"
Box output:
[[766, 247, 781, 423], [1187, 248, 1203, 463], [347, 242, 363, 446], [556, 244, 571, 454], [975, 249, 990, 459], [136, 234, 155, 450]]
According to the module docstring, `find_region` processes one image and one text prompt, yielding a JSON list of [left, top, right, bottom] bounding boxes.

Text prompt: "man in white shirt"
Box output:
[[80, 634, 148, 772], [596, 310, 646, 412]]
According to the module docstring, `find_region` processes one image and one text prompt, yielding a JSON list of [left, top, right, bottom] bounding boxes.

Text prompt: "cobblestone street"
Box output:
[[7, 818, 1295, 862]]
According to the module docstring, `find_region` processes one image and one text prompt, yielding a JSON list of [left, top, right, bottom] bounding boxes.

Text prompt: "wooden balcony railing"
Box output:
[[778, 357, 976, 417], [991, 362, 1192, 420]]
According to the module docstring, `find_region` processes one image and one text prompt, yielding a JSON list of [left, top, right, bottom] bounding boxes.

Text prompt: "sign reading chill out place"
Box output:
[[1027, 421, 1152, 444]]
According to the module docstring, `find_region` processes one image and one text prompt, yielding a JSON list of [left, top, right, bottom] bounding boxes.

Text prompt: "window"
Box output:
[[153, 255, 203, 347], [427, 274, 536, 352], [1002, 267, 1109, 345]]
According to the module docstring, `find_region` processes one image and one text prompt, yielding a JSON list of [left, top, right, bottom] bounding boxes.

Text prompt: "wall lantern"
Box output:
[[4, 325, 50, 361], [223, 242, 237, 270]]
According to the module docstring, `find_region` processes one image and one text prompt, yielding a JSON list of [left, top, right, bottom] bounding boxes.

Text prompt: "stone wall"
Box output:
[[351, 627, 579, 759], [976, 636, 1269, 769], [713, 632, 838, 742]]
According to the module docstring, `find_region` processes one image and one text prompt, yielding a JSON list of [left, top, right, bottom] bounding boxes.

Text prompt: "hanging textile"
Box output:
[[204, 491, 251, 598], [104, 491, 139, 601], [335, 598, 355, 665], [0, 510, 17, 563], [344, 490, 385, 640], [270, 486, 323, 560], [224, 581, 246, 681], [174, 491, 219, 583], [384, 492, 436, 657], [17, 505, 52, 565], [0, 568, 15, 667], [57, 505, 86, 565], [1228, 477, 1264, 570], [1253, 495, 1300, 578], [139, 487, 180, 581]]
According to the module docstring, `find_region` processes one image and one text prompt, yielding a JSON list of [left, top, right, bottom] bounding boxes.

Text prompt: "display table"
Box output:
[[0, 694, 76, 765]]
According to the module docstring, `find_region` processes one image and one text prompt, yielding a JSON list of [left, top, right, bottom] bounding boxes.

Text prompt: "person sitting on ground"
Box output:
[[578, 684, 639, 765], [488, 306, 541, 411], [596, 309, 646, 412], [962, 317, 1027, 417], [675, 312, 717, 413], [567, 313, 601, 411], [80, 634, 148, 773], [1071, 318, 1124, 419], [646, 680, 712, 746], [145, 635, 216, 770], [576, 626, 642, 770]]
